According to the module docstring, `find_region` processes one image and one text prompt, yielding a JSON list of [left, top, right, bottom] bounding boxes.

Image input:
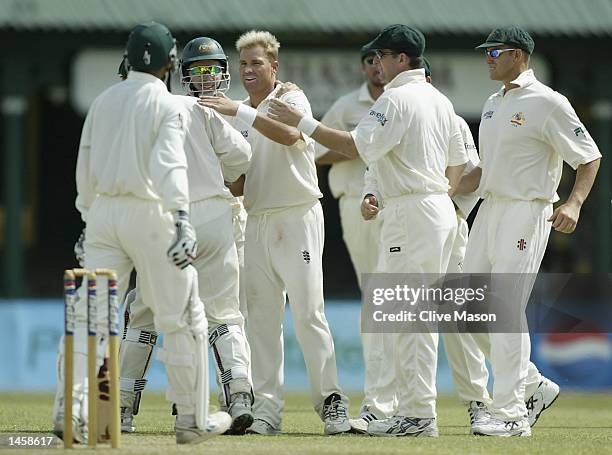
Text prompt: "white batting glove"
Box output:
[[167, 211, 198, 269], [74, 228, 86, 267]]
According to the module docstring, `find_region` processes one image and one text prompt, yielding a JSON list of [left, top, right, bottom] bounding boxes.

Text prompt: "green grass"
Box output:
[[1, 392, 611, 454]]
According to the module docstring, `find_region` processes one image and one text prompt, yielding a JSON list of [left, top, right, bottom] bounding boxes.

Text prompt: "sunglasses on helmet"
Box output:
[[188, 65, 223, 76]]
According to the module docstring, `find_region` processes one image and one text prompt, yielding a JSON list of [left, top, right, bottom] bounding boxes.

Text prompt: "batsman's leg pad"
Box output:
[[156, 269, 209, 429], [208, 323, 252, 406], [119, 327, 158, 413]]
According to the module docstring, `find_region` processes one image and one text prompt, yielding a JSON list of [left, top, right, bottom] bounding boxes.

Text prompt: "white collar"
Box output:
[[127, 70, 167, 89], [385, 68, 427, 90]]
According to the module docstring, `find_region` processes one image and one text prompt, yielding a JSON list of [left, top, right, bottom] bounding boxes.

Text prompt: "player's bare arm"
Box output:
[[455, 166, 482, 195], [445, 163, 467, 198], [198, 94, 301, 146], [316, 151, 352, 165], [267, 98, 359, 159], [548, 158, 600, 234]]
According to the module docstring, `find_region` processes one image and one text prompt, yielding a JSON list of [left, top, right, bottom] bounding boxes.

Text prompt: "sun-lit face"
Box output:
[[485, 46, 520, 81], [183, 59, 230, 96], [239, 46, 278, 96], [362, 53, 386, 86]]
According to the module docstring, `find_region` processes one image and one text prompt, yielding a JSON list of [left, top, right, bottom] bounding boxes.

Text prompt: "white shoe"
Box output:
[[121, 407, 135, 433], [348, 412, 379, 434], [245, 419, 281, 435], [52, 395, 88, 444], [322, 393, 350, 435], [226, 392, 254, 435], [468, 401, 490, 434], [526, 377, 560, 427], [473, 416, 531, 437], [175, 411, 232, 445], [52, 414, 88, 444], [367, 416, 439, 437]]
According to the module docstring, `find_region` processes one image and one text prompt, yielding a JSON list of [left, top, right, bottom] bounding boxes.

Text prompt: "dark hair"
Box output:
[[408, 55, 423, 70]]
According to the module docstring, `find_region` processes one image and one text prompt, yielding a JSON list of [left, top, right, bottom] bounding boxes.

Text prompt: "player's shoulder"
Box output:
[[172, 94, 197, 107], [532, 81, 572, 111]]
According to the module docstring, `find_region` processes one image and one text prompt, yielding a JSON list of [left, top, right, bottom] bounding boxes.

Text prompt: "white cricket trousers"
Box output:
[[245, 201, 345, 429], [84, 195, 203, 415], [379, 193, 457, 418], [442, 214, 491, 404], [339, 195, 396, 418], [462, 197, 552, 420]]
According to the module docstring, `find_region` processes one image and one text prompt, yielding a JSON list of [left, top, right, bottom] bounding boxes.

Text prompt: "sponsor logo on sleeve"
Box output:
[[369, 110, 387, 126], [483, 110, 494, 119], [574, 127, 585, 137], [240, 130, 249, 138]]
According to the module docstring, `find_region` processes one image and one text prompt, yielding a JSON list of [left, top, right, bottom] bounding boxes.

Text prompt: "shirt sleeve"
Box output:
[[203, 107, 252, 183], [149, 99, 189, 214], [352, 93, 403, 165], [457, 116, 480, 173], [448, 114, 469, 167], [542, 96, 602, 170], [362, 163, 382, 203], [75, 109, 95, 222]]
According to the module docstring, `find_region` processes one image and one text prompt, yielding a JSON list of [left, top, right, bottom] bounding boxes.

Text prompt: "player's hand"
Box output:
[[275, 81, 302, 98], [167, 211, 198, 269], [74, 228, 86, 267], [198, 93, 240, 116], [267, 98, 303, 127], [361, 195, 379, 221], [548, 201, 580, 234]]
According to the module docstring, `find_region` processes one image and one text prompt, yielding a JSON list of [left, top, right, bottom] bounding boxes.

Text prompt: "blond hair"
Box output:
[[235, 30, 280, 61]]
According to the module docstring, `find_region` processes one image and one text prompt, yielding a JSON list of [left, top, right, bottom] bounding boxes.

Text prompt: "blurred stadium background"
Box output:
[[0, 0, 610, 393]]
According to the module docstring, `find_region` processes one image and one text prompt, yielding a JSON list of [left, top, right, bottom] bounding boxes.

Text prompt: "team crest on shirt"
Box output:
[[240, 130, 249, 138], [301, 250, 311, 264], [483, 110, 494, 119], [369, 110, 387, 126], [510, 112, 526, 127]]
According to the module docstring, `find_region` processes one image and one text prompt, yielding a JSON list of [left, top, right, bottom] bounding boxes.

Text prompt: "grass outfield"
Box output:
[[1, 392, 611, 454]]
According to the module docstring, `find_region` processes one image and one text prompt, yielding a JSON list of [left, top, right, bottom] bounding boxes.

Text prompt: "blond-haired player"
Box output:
[[199, 30, 350, 435]]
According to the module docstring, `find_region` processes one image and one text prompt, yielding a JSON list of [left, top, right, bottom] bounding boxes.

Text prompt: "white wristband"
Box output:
[[297, 116, 320, 136], [236, 104, 258, 127]]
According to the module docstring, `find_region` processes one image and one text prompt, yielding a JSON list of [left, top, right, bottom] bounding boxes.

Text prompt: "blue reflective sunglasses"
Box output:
[[485, 48, 517, 59]]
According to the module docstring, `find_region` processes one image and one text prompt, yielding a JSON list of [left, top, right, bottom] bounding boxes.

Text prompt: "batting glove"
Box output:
[[74, 228, 86, 267], [167, 211, 198, 269]]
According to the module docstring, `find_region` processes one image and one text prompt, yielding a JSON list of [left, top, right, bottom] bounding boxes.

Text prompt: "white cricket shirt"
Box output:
[[235, 85, 322, 215], [315, 83, 375, 199], [352, 69, 468, 200], [478, 69, 601, 202], [175, 95, 251, 203], [76, 71, 188, 221]]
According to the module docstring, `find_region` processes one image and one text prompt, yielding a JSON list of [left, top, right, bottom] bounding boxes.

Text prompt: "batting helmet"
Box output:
[[180, 37, 231, 96]]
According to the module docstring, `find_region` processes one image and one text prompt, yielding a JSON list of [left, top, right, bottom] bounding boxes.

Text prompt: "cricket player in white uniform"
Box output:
[[314, 45, 396, 431], [359, 57, 490, 433], [54, 22, 232, 445], [118, 37, 255, 436], [269, 24, 469, 437], [199, 30, 350, 436], [456, 26, 601, 437]]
